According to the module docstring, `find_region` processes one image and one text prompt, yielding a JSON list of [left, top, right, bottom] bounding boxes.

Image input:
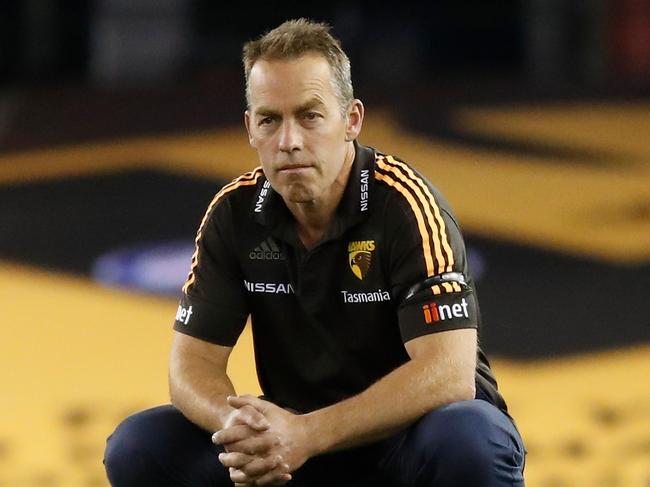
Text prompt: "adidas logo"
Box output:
[[249, 237, 285, 260]]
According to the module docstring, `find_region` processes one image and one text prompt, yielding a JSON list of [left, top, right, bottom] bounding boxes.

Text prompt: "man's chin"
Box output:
[[284, 186, 316, 204], [287, 195, 316, 205]]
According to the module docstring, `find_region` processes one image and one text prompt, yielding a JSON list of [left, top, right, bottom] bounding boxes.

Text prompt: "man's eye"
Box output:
[[258, 117, 274, 126], [303, 112, 320, 121]]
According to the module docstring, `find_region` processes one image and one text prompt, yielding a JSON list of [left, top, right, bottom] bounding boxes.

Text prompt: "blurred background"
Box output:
[[1, 1, 649, 486]]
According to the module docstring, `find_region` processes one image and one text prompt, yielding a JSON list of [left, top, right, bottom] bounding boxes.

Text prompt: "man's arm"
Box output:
[[168, 331, 239, 432], [306, 327, 476, 453], [170, 331, 293, 485], [221, 327, 476, 476], [169, 331, 272, 436]]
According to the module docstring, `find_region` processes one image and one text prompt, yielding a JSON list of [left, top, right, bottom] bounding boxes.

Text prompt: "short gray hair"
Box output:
[[242, 18, 354, 115]]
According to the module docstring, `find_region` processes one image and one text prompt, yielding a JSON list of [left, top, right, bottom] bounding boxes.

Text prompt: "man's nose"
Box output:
[[278, 120, 302, 152]]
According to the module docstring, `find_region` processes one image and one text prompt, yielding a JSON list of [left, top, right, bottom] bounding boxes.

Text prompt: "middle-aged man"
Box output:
[[104, 18, 526, 487]]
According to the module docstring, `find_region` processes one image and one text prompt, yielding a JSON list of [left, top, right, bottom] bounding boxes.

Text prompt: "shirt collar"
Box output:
[[251, 140, 376, 241]]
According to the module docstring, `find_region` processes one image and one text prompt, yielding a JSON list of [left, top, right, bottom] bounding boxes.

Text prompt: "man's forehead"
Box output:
[[248, 55, 336, 111]]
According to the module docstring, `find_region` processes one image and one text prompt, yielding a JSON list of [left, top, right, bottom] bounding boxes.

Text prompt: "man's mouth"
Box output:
[[277, 164, 313, 174]]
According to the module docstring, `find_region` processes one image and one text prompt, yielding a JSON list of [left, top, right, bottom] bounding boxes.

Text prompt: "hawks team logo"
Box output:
[[348, 240, 375, 280]]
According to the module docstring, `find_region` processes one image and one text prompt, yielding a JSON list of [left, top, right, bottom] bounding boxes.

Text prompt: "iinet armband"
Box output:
[[403, 272, 468, 302], [398, 273, 479, 342]]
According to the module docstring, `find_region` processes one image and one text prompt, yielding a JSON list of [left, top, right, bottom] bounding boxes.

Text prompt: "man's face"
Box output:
[[245, 54, 360, 205]]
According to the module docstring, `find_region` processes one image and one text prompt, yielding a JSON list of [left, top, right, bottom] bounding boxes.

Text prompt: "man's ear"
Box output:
[[244, 110, 255, 146], [345, 99, 364, 142]]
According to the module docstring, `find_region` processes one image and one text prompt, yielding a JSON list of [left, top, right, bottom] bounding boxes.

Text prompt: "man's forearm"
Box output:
[[303, 355, 475, 455], [169, 354, 236, 433]]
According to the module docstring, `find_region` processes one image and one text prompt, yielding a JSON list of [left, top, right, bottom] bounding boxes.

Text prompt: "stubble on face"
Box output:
[[246, 55, 351, 211], [284, 176, 317, 203]]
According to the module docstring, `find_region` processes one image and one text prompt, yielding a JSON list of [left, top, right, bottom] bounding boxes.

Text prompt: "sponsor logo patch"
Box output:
[[348, 240, 375, 280], [175, 304, 193, 325], [254, 180, 272, 213], [341, 289, 391, 303], [360, 169, 369, 211], [422, 298, 470, 324], [244, 279, 294, 294], [249, 237, 285, 260]]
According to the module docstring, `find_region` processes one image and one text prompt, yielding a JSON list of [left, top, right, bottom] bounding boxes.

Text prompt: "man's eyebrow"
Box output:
[[253, 98, 326, 117], [254, 106, 279, 117], [296, 98, 325, 112]]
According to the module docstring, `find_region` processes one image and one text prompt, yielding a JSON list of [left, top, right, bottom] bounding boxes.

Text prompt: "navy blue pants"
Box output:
[[104, 399, 525, 486]]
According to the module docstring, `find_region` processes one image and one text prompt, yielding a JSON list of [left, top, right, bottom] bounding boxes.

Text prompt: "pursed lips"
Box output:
[[276, 164, 313, 174]]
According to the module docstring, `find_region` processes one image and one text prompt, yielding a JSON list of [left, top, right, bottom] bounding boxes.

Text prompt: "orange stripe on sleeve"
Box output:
[[385, 155, 455, 272], [182, 168, 263, 293], [374, 169, 436, 277], [378, 157, 447, 275]]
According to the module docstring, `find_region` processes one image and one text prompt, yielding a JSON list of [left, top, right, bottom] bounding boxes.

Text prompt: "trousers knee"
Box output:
[[408, 400, 517, 485], [103, 405, 230, 487], [104, 410, 163, 486]]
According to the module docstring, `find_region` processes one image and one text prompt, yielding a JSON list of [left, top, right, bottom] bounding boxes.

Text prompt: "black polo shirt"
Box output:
[[174, 142, 508, 415]]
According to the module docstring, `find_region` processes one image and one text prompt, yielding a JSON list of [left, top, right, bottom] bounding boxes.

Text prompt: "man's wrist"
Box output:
[[300, 409, 333, 457]]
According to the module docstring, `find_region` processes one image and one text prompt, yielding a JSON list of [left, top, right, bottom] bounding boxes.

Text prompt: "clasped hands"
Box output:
[[212, 395, 313, 486]]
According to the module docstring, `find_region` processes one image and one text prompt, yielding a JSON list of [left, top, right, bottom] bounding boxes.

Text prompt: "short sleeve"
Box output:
[[173, 196, 248, 346], [387, 188, 478, 343]]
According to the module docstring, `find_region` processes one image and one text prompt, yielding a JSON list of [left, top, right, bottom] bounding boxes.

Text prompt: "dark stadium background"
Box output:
[[1, 2, 649, 486]]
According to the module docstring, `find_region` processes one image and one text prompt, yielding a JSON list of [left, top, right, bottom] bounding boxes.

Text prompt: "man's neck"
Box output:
[[286, 144, 355, 249]]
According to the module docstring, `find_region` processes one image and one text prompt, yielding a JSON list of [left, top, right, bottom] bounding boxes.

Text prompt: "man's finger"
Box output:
[[228, 395, 270, 413], [218, 451, 256, 469], [251, 464, 292, 486], [239, 455, 283, 478], [230, 465, 290, 485], [230, 467, 254, 485], [235, 404, 271, 431], [222, 432, 280, 455], [212, 424, 258, 445]]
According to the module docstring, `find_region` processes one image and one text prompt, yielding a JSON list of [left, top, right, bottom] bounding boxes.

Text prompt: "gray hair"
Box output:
[[242, 18, 354, 115]]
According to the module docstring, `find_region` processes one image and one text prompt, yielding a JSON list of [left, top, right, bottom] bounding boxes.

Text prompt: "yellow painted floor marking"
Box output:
[[0, 264, 648, 485], [0, 263, 259, 486]]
